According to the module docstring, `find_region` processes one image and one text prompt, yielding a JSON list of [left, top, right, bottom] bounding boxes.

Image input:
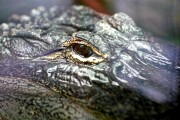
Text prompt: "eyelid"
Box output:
[[63, 37, 108, 59]]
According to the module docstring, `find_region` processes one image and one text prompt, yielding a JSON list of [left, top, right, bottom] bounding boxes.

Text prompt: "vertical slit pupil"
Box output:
[[72, 44, 93, 58]]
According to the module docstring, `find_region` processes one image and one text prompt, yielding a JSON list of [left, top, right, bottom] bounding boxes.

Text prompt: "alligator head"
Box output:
[[0, 6, 179, 119]]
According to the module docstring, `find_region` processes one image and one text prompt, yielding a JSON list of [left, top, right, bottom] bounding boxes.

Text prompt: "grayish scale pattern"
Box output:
[[0, 5, 179, 120]]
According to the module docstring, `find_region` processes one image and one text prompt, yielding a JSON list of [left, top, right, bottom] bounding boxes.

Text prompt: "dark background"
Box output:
[[0, 0, 179, 44]]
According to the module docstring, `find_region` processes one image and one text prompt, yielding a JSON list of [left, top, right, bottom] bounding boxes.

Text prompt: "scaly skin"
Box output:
[[0, 6, 179, 120]]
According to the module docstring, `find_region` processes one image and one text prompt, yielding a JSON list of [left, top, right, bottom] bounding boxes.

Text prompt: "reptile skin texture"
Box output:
[[0, 6, 179, 120]]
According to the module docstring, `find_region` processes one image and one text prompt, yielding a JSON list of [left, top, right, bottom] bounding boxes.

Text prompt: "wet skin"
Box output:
[[0, 6, 179, 120]]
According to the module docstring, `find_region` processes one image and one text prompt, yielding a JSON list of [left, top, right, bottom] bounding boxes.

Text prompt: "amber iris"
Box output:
[[72, 44, 93, 58]]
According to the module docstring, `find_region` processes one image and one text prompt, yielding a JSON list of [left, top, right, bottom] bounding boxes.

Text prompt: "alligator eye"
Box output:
[[72, 44, 93, 58], [37, 37, 108, 64]]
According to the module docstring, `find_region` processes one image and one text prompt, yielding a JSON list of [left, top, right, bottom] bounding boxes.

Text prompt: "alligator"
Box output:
[[0, 6, 179, 120]]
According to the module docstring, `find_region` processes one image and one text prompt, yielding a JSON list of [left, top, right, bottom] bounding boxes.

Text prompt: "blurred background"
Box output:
[[0, 0, 179, 44]]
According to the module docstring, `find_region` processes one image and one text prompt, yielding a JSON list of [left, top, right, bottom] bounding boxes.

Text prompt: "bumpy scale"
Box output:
[[0, 5, 179, 120]]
